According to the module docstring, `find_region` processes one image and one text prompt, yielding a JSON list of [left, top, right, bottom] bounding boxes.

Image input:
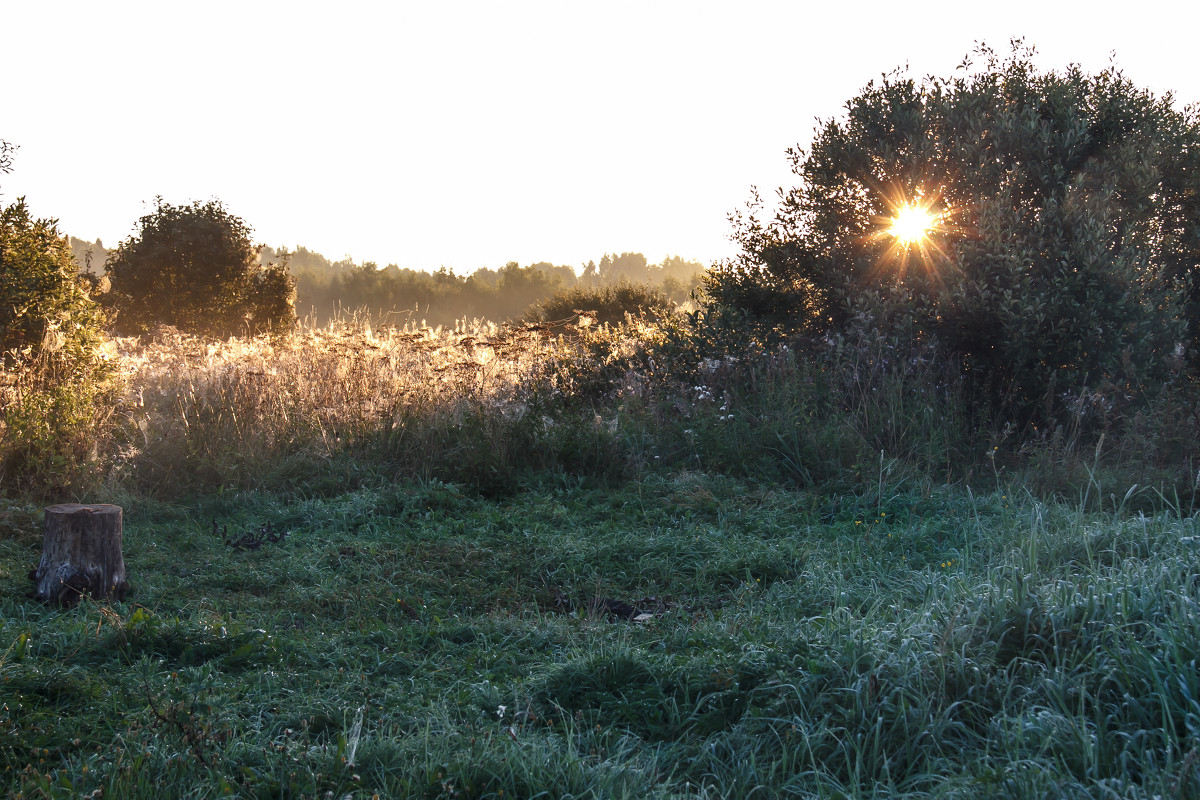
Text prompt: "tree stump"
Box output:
[[31, 504, 130, 605]]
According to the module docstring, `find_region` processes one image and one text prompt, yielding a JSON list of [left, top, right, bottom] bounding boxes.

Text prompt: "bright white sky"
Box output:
[[3, 1, 1198, 273]]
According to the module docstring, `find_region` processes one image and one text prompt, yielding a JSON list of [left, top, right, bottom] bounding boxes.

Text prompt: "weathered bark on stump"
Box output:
[[32, 504, 130, 605]]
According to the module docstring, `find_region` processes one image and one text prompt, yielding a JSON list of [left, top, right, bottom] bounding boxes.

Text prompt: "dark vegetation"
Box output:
[[521, 282, 677, 330], [73, 239, 704, 330], [102, 198, 297, 338], [705, 43, 1200, 430], [3, 45, 1200, 797], [0, 196, 117, 496]]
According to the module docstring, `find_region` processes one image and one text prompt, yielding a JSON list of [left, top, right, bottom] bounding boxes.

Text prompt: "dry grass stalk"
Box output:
[[106, 316, 584, 492]]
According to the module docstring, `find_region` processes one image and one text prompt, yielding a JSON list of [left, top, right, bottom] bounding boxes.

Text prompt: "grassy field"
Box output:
[[2, 320, 1200, 798], [2, 475, 1200, 798]]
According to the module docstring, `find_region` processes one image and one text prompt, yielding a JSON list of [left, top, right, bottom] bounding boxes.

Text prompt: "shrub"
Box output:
[[704, 44, 1200, 427], [521, 282, 675, 331], [0, 199, 117, 494], [104, 198, 296, 338], [1, 201, 107, 363]]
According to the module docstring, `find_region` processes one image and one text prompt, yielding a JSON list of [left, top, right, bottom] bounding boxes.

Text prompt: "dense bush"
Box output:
[[704, 45, 1200, 426], [104, 198, 296, 338], [0, 198, 117, 493], [1, 201, 106, 364], [521, 282, 676, 331]]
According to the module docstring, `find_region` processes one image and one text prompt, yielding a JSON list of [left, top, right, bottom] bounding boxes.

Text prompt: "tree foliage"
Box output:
[[1, 166, 117, 493], [104, 198, 296, 337], [0, 200, 107, 366], [1, 141, 106, 370], [705, 44, 1200, 422]]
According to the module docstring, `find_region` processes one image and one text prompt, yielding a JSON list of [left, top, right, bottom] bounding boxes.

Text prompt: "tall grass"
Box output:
[[1, 306, 1187, 503], [100, 316, 598, 496], [83, 312, 961, 499], [0, 336, 120, 497]]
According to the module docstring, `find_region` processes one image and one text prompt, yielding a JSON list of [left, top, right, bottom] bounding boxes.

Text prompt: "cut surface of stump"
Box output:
[[32, 504, 130, 605]]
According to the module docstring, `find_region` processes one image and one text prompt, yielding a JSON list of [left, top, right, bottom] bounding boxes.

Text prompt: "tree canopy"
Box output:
[[1, 139, 104, 367], [104, 198, 296, 337], [0, 145, 117, 492], [1, 200, 106, 368], [704, 45, 1200, 422]]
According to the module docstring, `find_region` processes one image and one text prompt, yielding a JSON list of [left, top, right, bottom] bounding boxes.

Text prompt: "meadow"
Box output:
[[2, 315, 1199, 798]]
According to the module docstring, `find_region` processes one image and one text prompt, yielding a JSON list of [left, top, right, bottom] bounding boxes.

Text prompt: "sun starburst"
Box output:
[[870, 190, 951, 278], [889, 203, 937, 247]]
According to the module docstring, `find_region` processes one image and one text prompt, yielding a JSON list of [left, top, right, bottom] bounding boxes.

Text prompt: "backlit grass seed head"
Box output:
[[107, 314, 568, 491]]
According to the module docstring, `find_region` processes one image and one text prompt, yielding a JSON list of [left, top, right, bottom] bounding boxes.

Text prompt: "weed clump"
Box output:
[[214, 520, 288, 551]]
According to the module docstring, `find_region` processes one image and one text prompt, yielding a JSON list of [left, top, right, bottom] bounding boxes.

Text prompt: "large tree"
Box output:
[[1, 139, 105, 366], [1, 146, 116, 492], [705, 45, 1200, 421], [104, 198, 296, 337]]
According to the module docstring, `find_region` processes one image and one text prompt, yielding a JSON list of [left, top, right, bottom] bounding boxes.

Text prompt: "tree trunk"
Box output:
[[32, 504, 130, 605]]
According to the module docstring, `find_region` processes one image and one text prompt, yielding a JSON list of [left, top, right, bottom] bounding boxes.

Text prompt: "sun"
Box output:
[[888, 202, 937, 247], [869, 189, 952, 278]]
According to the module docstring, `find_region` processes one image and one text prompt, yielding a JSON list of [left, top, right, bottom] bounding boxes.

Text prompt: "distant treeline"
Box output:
[[69, 237, 705, 327], [266, 246, 705, 327], [70, 236, 108, 275]]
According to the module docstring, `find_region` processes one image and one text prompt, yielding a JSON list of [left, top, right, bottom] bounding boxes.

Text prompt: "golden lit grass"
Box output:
[[106, 316, 591, 493], [0, 338, 122, 494], [115, 317, 540, 425], [95, 309, 978, 496]]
